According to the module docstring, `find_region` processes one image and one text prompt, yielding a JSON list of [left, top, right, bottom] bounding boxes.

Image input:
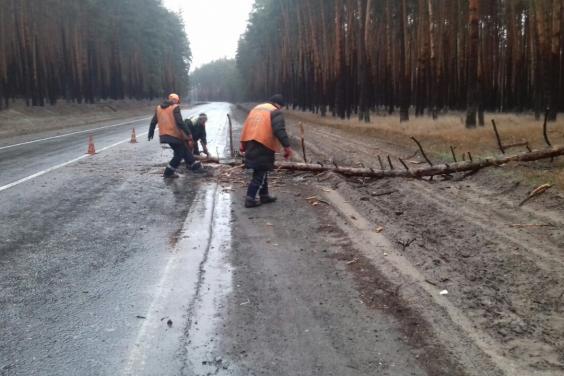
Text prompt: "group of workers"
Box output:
[[148, 94, 207, 178], [148, 93, 293, 208]]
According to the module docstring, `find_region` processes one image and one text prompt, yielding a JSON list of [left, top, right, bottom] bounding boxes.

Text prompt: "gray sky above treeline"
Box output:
[[164, 0, 254, 70]]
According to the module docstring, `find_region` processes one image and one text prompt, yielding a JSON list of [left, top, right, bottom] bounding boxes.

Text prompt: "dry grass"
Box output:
[[287, 109, 564, 189]]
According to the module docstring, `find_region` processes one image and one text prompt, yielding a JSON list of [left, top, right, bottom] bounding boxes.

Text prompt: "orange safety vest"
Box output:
[[156, 104, 183, 140], [240, 103, 281, 152]]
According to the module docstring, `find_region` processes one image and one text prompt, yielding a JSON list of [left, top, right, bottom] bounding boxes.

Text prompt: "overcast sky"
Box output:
[[163, 0, 255, 71]]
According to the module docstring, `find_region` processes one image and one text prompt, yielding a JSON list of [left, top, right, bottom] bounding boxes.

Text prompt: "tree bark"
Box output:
[[550, 0, 561, 120], [274, 145, 564, 178], [466, 0, 480, 128], [207, 146, 564, 179], [399, 0, 410, 122]]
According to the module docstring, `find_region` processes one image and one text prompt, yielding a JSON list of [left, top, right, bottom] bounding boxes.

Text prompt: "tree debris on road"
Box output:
[[201, 146, 564, 181], [519, 183, 553, 206]]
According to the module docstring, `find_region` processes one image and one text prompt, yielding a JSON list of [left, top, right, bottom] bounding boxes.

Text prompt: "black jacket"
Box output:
[[244, 104, 290, 171], [185, 118, 207, 145], [148, 100, 191, 142]]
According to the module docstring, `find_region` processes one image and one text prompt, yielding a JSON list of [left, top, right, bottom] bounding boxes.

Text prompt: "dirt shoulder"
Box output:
[[214, 165, 468, 376], [0, 100, 156, 139], [284, 110, 563, 375], [234, 105, 564, 375]]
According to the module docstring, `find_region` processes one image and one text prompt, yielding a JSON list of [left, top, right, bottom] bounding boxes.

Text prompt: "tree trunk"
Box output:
[[466, 0, 480, 128], [207, 146, 564, 179], [428, 0, 438, 119], [399, 0, 410, 122], [534, 1, 551, 120], [550, 0, 561, 120], [269, 145, 564, 178]]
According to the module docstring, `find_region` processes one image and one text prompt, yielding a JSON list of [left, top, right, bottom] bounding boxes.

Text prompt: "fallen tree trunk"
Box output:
[[202, 146, 564, 179]]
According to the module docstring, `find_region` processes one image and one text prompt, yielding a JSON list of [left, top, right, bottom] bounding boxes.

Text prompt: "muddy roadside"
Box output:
[[231, 105, 564, 375], [220, 107, 490, 375], [213, 168, 468, 376]]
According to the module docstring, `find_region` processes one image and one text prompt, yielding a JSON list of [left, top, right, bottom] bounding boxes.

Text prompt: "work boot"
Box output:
[[245, 197, 262, 208], [163, 167, 179, 179], [260, 195, 277, 204], [190, 161, 205, 173]]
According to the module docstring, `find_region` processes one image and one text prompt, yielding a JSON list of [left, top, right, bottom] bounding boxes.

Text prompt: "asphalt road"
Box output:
[[1, 102, 428, 376], [0, 103, 234, 375]]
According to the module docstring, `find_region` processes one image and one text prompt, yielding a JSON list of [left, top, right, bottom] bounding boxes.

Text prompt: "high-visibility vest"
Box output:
[[240, 103, 281, 152], [156, 104, 182, 139]]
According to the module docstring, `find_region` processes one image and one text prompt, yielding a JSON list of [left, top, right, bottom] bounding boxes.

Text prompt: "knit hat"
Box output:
[[268, 94, 286, 107]]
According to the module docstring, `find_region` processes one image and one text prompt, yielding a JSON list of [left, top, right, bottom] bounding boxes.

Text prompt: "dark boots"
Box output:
[[260, 195, 277, 204], [163, 166, 179, 178], [189, 161, 206, 174], [165, 161, 204, 178], [245, 195, 277, 208], [245, 197, 261, 208], [245, 169, 278, 208], [190, 161, 202, 171]]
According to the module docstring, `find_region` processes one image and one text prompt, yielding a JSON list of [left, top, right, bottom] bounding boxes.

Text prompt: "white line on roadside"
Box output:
[[0, 117, 151, 151], [122, 188, 215, 375], [0, 131, 148, 193], [122, 238, 178, 375]]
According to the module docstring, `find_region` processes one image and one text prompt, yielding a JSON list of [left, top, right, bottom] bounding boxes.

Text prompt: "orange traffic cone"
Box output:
[[87, 135, 96, 155], [130, 128, 138, 144]]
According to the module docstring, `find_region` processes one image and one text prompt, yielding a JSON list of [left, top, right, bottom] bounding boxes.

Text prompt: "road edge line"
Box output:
[[0, 132, 148, 193], [0, 117, 151, 151]]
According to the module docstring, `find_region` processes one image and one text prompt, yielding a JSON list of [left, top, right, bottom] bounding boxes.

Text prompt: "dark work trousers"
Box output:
[[164, 138, 196, 175], [246, 170, 269, 199]]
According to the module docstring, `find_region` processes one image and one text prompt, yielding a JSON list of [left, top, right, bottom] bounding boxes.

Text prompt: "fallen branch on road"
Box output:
[[519, 183, 553, 207], [201, 146, 564, 180], [508, 223, 555, 228], [269, 146, 564, 179], [371, 190, 397, 197]]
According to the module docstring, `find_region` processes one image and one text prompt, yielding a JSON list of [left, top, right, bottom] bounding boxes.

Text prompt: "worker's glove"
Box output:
[[203, 148, 210, 157], [148, 132, 154, 141], [283, 147, 293, 160], [239, 143, 246, 156]]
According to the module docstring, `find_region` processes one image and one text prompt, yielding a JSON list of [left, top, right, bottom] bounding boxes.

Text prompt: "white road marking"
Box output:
[[0, 117, 151, 151], [122, 243, 178, 375], [0, 104, 210, 193], [0, 131, 148, 193], [122, 188, 217, 375]]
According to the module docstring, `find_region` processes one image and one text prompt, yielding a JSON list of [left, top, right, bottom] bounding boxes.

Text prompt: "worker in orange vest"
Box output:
[[148, 93, 202, 178], [240, 94, 293, 208]]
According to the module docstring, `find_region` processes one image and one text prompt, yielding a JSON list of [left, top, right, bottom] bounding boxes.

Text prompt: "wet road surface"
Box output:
[[0, 116, 150, 187], [1, 102, 428, 375], [0, 103, 234, 375]]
